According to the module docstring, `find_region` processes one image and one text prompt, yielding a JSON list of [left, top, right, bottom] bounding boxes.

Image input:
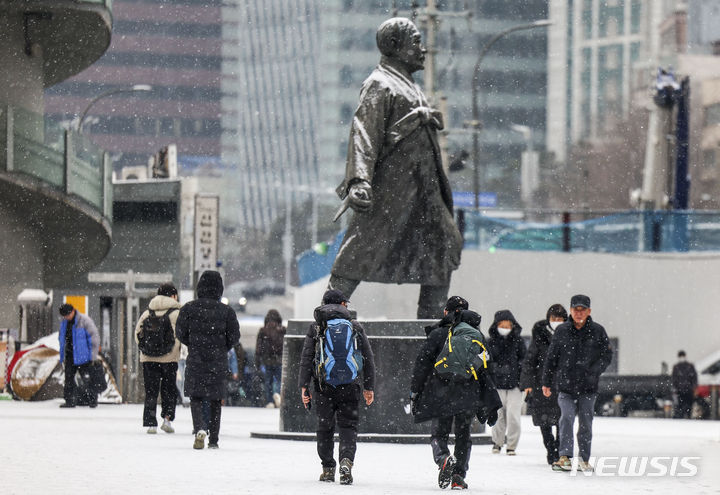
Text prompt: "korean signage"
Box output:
[[194, 194, 219, 272]]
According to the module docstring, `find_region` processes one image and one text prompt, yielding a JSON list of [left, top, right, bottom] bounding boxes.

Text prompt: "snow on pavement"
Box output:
[[2, 400, 720, 494]]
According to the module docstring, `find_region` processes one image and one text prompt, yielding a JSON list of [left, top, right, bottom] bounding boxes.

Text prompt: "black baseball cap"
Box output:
[[445, 296, 469, 313], [59, 303, 74, 316], [322, 289, 348, 305], [570, 294, 591, 309]]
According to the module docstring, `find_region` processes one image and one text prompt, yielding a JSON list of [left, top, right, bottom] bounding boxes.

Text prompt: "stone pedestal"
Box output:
[[251, 319, 489, 443]]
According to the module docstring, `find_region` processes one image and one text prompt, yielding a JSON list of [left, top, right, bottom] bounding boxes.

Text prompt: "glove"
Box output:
[[410, 392, 420, 416], [487, 408, 498, 427], [348, 181, 372, 213]]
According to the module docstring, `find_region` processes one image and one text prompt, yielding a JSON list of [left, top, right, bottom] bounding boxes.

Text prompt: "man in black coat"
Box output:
[[411, 300, 500, 490], [671, 350, 697, 419], [487, 310, 526, 456], [542, 295, 612, 472], [298, 289, 376, 485], [520, 304, 567, 465], [176, 270, 240, 450]]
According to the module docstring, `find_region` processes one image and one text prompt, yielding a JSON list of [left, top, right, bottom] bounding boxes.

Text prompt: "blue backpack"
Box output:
[[314, 318, 364, 387]]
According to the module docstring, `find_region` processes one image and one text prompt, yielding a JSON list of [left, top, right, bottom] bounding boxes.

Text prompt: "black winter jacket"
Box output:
[[411, 310, 501, 424], [542, 316, 613, 396], [519, 320, 561, 426], [671, 361, 698, 394], [176, 271, 241, 400], [297, 304, 375, 392], [487, 310, 526, 390]]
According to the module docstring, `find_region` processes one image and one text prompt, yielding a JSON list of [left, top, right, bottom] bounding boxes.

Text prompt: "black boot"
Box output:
[[319, 466, 335, 482], [339, 458, 353, 485]]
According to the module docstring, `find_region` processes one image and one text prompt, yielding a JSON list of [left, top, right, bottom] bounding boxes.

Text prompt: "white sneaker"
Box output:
[[273, 392, 281, 408], [147, 426, 157, 434], [161, 419, 174, 434], [265, 402, 275, 408], [193, 430, 207, 450], [578, 460, 594, 472]]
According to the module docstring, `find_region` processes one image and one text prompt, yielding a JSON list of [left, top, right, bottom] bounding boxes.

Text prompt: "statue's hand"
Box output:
[[348, 181, 372, 213]]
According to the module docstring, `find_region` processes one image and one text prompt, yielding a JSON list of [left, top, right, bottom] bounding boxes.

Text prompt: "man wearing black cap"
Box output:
[[298, 289, 376, 485], [542, 294, 612, 472], [671, 350, 697, 419], [58, 303, 100, 408]]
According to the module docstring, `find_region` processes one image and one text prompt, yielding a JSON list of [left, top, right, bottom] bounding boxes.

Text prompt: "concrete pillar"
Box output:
[[0, 12, 45, 115]]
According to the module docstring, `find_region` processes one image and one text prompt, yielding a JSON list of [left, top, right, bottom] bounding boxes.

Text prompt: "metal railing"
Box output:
[[1, 105, 112, 220]]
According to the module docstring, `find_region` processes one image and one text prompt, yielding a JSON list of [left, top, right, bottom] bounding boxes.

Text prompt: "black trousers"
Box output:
[[190, 398, 222, 444], [142, 362, 178, 427], [540, 425, 559, 463], [315, 383, 360, 468], [431, 413, 474, 478], [675, 391, 694, 419], [63, 359, 95, 406]]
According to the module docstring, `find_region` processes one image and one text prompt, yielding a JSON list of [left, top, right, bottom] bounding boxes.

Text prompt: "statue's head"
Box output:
[[376, 17, 425, 73]]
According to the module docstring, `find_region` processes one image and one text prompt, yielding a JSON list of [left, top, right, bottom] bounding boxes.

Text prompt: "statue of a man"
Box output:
[[329, 17, 462, 319]]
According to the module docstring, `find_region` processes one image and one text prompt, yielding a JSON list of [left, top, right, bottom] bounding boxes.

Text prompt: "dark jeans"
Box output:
[[315, 383, 360, 468], [431, 412, 474, 478], [263, 365, 282, 404], [142, 361, 178, 427], [190, 398, 222, 444], [540, 425, 559, 463], [63, 359, 95, 406], [674, 391, 694, 419], [558, 392, 597, 462]]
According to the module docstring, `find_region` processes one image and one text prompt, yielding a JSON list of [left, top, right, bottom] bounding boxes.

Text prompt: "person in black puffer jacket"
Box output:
[[176, 270, 240, 450], [487, 309, 526, 456], [411, 299, 501, 491], [519, 304, 567, 465]]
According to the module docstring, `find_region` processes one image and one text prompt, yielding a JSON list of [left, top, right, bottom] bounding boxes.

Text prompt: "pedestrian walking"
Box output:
[[488, 310, 526, 456], [298, 289, 376, 485], [671, 350, 697, 419], [411, 298, 501, 490], [255, 309, 286, 408], [542, 294, 613, 472], [58, 303, 100, 408], [520, 304, 567, 465], [134, 283, 182, 434], [176, 270, 240, 449]]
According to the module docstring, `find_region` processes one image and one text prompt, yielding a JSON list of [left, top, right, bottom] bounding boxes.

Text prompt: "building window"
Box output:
[[705, 103, 720, 127], [340, 65, 353, 87]]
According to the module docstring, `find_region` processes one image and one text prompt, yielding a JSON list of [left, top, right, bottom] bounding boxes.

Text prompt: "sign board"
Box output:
[[64, 295, 87, 314], [194, 194, 219, 272], [452, 191, 497, 208]]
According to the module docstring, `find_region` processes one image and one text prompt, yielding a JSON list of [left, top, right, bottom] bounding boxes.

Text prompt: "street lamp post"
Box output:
[[77, 84, 152, 133], [469, 20, 552, 209]]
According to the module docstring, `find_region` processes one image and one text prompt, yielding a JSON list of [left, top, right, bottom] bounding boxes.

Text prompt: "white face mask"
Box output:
[[497, 326, 512, 337], [549, 321, 563, 331]]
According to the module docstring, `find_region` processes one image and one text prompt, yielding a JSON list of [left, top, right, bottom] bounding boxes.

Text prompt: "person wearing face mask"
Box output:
[[487, 310, 526, 456], [671, 350, 697, 419], [542, 294, 613, 472], [519, 304, 567, 465]]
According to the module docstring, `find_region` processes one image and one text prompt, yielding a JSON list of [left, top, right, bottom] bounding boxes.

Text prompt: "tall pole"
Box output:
[[470, 20, 552, 209]]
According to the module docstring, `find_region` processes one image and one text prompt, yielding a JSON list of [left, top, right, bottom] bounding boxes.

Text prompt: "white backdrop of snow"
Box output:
[[2, 401, 719, 494]]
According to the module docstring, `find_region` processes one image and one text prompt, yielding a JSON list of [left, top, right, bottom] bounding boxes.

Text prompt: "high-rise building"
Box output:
[[44, 0, 224, 173], [222, 0, 549, 231]]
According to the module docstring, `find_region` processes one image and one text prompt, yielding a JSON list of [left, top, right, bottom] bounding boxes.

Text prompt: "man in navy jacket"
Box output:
[[542, 295, 612, 472]]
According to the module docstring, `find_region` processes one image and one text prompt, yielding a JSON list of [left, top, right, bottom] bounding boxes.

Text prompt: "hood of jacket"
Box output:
[[149, 294, 182, 312], [197, 270, 224, 300], [424, 312, 455, 336], [457, 309, 482, 329], [488, 309, 522, 339], [313, 303, 351, 324], [531, 319, 554, 345]]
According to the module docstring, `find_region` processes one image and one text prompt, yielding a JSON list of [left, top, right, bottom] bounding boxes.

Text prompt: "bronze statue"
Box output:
[[329, 17, 462, 319]]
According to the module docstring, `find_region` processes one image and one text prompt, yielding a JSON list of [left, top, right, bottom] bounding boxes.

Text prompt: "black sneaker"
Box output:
[[339, 458, 353, 485], [319, 466, 335, 482], [59, 402, 75, 408], [208, 443, 219, 449], [438, 455, 456, 489], [451, 474, 468, 490]]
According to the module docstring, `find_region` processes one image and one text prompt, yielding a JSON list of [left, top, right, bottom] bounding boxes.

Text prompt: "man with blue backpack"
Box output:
[[299, 289, 376, 485]]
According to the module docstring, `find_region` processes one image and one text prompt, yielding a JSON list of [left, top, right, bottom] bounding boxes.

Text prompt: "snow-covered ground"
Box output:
[[2, 400, 720, 494]]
